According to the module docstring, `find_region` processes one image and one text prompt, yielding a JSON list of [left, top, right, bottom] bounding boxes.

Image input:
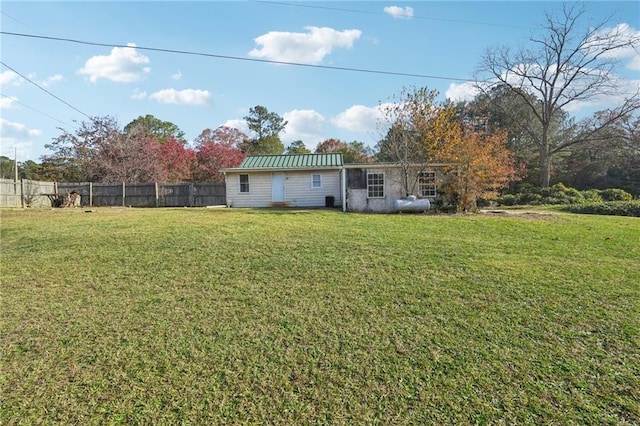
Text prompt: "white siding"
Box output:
[[284, 170, 341, 207], [225, 170, 342, 208], [225, 172, 272, 208]]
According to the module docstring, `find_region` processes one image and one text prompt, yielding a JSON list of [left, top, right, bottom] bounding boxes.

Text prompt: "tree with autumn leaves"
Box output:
[[42, 116, 246, 183], [438, 121, 522, 212], [377, 86, 522, 212], [193, 126, 248, 183]]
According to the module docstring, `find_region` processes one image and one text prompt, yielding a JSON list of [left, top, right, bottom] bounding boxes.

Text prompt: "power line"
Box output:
[[0, 60, 91, 119], [0, 93, 76, 128], [1, 11, 43, 35], [0, 31, 474, 82], [254, 1, 533, 29]]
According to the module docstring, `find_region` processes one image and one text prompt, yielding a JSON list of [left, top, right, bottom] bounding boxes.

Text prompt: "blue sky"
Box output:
[[1, 1, 639, 161]]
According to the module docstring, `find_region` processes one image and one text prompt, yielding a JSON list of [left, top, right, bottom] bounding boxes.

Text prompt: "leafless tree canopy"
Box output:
[[476, 4, 640, 186]]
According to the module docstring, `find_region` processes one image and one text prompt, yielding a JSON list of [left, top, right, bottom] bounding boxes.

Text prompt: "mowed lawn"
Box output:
[[1, 207, 638, 424]]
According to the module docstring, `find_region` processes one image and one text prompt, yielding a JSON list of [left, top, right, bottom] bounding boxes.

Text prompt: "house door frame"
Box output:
[[272, 172, 285, 202]]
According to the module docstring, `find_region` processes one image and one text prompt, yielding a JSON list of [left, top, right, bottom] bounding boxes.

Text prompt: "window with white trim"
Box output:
[[418, 171, 436, 197], [239, 174, 249, 193], [367, 172, 384, 198], [312, 174, 321, 188]]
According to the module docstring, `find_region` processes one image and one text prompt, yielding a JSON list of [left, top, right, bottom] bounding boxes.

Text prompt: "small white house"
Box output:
[[222, 154, 343, 208]]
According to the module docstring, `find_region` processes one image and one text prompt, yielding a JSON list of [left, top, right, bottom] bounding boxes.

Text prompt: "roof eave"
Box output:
[[221, 166, 343, 173]]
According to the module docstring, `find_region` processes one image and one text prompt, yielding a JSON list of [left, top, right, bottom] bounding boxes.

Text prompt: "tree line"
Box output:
[[5, 107, 373, 184]]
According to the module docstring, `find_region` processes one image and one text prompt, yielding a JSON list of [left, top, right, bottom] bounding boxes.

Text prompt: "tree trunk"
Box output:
[[539, 132, 551, 187]]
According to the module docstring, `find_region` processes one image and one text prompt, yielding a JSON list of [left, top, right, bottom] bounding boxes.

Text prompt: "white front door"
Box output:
[[272, 172, 285, 202]]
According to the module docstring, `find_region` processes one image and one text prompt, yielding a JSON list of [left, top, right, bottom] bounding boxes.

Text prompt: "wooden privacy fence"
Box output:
[[0, 179, 226, 208], [0, 178, 56, 207]]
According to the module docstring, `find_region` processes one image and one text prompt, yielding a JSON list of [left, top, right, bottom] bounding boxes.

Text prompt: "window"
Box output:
[[312, 174, 321, 188], [418, 171, 436, 198], [367, 172, 384, 198], [239, 174, 249, 193]]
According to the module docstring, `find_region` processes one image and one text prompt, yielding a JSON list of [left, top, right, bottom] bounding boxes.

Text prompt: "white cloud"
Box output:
[[563, 77, 640, 113], [0, 70, 22, 86], [0, 96, 17, 109], [282, 109, 325, 144], [149, 88, 212, 106], [131, 88, 147, 100], [629, 55, 640, 71], [383, 6, 414, 19], [0, 118, 42, 159], [445, 82, 479, 102], [40, 74, 63, 88], [332, 104, 390, 133], [223, 119, 250, 135], [171, 71, 183, 80], [78, 43, 151, 83], [584, 23, 640, 71], [588, 24, 640, 57], [0, 118, 41, 138], [249, 26, 362, 65]]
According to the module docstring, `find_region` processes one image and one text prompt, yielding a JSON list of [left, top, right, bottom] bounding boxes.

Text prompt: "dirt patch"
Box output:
[[480, 209, 563, 221]]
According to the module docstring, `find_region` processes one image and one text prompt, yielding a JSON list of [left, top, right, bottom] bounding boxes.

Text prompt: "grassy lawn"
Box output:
[[1, 207, 638, 424]]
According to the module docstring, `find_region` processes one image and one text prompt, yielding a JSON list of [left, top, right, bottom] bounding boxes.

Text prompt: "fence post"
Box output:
[[89, 182, 93, 207], [122, 182, 126, 207], [20, 179, 25, 208]]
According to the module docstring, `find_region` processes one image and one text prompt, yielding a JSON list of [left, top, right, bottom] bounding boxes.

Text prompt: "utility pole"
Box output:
[[14, 147, 19, 182]]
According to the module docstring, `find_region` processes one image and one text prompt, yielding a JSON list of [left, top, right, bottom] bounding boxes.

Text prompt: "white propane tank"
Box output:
[[393, 195, 431, 212]]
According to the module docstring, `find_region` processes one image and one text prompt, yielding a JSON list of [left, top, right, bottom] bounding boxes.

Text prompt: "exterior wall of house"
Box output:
[[284, 170, 341, 207], [225, 170, 341, 208], [225, 172, 272, 208], [346, 167, 406, 213]]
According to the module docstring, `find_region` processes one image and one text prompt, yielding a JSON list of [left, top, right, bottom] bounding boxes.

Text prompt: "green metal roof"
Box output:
[[238, 154, 343, 169]]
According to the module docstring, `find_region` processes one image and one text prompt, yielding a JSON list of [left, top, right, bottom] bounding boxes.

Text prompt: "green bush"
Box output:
[[498, 184, 633, 207], [497, 194, 517, 206], [581, 189, 603, 203], [598, 188, 633, 202], [563, 201, 640, 217], [519, 192, 543, 205]]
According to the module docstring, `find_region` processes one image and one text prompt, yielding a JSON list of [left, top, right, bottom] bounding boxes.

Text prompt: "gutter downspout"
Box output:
[[341, 167, 346, 212]]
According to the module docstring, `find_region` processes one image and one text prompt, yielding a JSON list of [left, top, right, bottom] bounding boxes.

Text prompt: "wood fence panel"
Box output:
[[0, 178, 56, 207], [193, 183, 226, 206], [0, 179, 226, 208], [124, 183, 156, 207], [159, 183, 191, 207], [92, 183, 124, 206]]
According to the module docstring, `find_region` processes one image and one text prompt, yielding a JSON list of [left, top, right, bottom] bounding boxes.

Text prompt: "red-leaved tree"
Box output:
[[195, 143, 246, 183], [157, 137, 197, 182], [193, 126, 248, 182]]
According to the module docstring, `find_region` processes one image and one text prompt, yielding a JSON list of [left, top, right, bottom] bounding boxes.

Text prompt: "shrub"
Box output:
[[519, 192, 543, 205], [498, 184, 632, 206], [497, 194, 517, 206], [598, 188, 633, 202], [431, 196, 459, 213], [563, 201, 640, 217], [581, 189, 603, 203], [543, 183, 585, 204]]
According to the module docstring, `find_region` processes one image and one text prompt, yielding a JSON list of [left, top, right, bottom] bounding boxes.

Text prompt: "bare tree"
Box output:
[[476, 4, 640, 187], [376, 87, 456, 196]]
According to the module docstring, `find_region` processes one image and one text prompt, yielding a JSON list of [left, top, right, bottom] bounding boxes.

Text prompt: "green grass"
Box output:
[[1, 207, 639, 424]]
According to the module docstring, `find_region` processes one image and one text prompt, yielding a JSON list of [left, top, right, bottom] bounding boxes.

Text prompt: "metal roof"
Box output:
[[238, 154, 344, 169]]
